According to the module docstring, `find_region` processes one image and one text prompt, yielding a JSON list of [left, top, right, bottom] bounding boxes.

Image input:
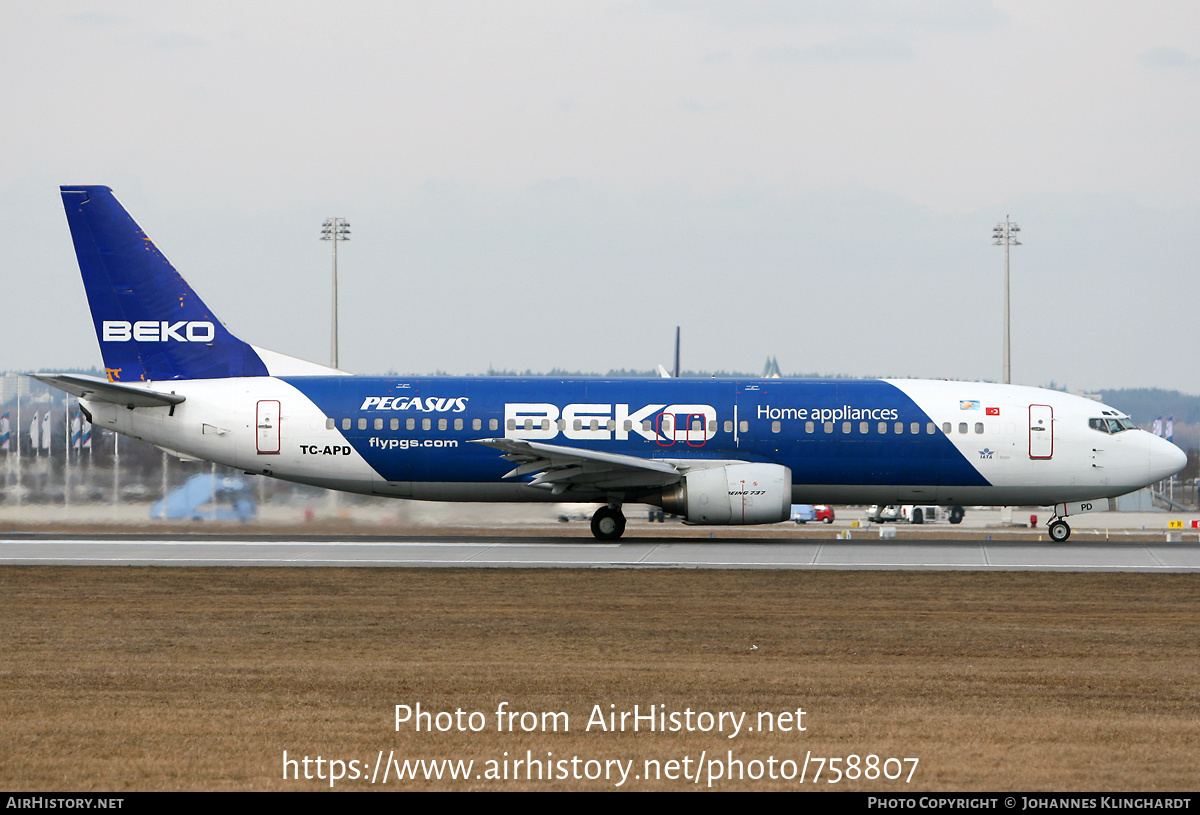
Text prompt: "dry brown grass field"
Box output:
[[1, 566, 1197, 791]]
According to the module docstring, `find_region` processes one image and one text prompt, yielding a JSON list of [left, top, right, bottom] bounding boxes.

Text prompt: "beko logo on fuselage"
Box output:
[[102, 320, 216, 342], [505, 402, 718, 444], [360, 396, 468, 413]]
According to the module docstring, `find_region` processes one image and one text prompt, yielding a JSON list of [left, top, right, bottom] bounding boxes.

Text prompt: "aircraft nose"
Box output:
[[1148, 435, 1187, 483]]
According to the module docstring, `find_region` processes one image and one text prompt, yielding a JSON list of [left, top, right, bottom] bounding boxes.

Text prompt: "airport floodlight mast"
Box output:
[[992, 216, 1020, 385], [321, 217, 351, 368]]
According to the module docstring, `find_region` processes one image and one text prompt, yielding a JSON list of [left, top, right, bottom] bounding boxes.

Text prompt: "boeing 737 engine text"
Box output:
[[36, 186, 1186, 541]]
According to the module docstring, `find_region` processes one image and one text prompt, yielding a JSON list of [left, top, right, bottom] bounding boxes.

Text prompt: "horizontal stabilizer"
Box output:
[[32, 373, 185, 409]]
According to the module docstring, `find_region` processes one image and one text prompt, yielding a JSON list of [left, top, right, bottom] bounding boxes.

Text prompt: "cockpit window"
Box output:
[[1090, 416, 1138, 434]]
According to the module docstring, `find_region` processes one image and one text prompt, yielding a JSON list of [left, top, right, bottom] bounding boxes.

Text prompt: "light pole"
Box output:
[[321, 217, 351, 368], [992, 216, 1020, 385]]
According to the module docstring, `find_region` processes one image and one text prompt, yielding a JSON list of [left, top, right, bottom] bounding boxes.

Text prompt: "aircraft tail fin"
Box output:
[[59, 185, 269, 382]]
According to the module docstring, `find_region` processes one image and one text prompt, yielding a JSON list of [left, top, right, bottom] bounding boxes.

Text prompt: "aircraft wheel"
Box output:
[[591, 506, 626, 540], [911, 508, 924, 524], [949, 506, 964, 524], [1048, 519, 1071, 542]]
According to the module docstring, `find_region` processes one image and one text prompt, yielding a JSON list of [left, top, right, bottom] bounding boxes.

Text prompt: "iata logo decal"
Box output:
[[102, 320, 216, 342]]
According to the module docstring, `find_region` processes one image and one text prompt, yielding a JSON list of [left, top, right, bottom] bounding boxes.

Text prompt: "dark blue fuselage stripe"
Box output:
[[282, 377, 992, 489]]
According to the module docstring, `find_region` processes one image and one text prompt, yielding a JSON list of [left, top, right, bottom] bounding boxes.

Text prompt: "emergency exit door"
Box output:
[[1029, 404, 1053, 459], [257, 400, 280, 454]]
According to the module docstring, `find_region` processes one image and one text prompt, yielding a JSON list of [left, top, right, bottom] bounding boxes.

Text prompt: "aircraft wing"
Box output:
[[471, 438, 682, 494], [31, 373, 186, 409]]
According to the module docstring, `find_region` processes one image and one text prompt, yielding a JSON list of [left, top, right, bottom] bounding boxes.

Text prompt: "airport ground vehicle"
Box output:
[[792, 504, 835, 524], [867, 504, 964, 524], [36, 186, 1186, 542]]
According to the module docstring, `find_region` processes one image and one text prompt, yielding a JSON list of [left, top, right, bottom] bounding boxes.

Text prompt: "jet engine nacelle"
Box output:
[[660, 463, 792, 525]]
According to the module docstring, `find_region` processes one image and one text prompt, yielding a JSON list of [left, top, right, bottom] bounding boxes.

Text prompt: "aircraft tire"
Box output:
[[1048, 519, 1071, 542], [911, 508, 924, 525], [591, 506, 627, 541], [949, 506, 964, 524]]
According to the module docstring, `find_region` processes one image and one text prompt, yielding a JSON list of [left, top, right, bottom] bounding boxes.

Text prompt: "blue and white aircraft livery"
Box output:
[[38, 186, 1185, 541]]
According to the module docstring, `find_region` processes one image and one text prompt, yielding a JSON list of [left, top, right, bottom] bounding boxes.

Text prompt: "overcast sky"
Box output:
[[3, 1, 1198, 392]]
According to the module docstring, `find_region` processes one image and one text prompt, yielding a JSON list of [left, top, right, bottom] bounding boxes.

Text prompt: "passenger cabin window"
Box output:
[[927, 423, 936, 434], [454, 418, 463, 431], [374, 418, 383, 430], [910, 422, 920, 435], [472, 419, 481, 431], [974, 422, 984, 434], [421, 418, 431, 430], [739, 421, 749, 433], [771, 421, 781, 433], [390, 418, 399, 430], [724, 420, 733, 433], [341, 418, 351, 430], [489, 419, 498, 431], [407, 418, 416, 431], [896, 422, 904, 434], [878, 421, 887, 434], [358, 418, 367, 430], [824, 421, 833, 434], [942, 422, 952, 434], [805, 421, 815, 433], [958, 422, 968, 434], [326, 418, 334, 430], [859, 421, 869, 434]]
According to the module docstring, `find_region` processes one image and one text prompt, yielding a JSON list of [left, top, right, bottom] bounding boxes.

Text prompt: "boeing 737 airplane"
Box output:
[[36, 186, 1185, 542]]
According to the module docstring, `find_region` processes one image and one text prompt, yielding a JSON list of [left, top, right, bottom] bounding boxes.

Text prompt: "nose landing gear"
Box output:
[[1047, 518, 1071, 542]]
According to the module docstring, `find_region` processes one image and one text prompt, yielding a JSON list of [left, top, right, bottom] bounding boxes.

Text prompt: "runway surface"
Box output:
[[2, 534, 1199, 570]]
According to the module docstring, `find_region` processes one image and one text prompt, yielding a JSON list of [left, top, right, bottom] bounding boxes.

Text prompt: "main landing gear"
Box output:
[[1047, 517, 1071, 542], [590, 505, 627, 541]]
